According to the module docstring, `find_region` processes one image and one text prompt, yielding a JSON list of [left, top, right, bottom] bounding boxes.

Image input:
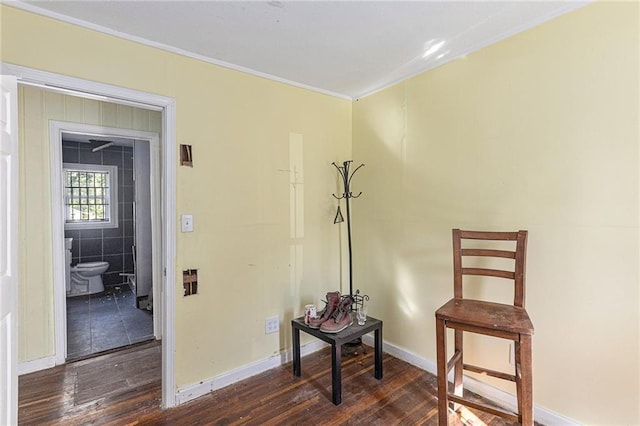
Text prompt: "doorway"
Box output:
[[50, 122, 162, 362], [60, 133, 156, 359], [4, 62, 177, 409]]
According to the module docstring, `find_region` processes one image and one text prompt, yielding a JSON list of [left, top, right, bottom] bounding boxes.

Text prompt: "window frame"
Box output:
[[63, 162, 119, 230]]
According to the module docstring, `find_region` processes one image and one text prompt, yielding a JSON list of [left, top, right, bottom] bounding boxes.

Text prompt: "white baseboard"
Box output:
[[362, 335, 581, 426], [174, 333, 580, 425], [18, 355, 56, 375], [175, 340, 328, 405]]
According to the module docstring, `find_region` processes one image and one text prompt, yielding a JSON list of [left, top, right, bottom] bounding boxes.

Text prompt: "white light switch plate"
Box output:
[[181, 214, 194, 232]]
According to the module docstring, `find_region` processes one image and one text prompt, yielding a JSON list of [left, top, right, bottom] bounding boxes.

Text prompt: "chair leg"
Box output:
[[436, 318, 449, 425], [519, 334, 534, 425], [453, 329, 463, 398], [515, 339, 523, 417]]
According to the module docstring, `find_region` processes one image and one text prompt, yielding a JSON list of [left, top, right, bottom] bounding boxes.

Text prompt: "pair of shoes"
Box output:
[[308, 291, 341, 329], [320, 295, 354, 333]]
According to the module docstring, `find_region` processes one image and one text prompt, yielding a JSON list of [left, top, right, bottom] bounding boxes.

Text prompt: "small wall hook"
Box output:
[[334, 205, 344, 224]]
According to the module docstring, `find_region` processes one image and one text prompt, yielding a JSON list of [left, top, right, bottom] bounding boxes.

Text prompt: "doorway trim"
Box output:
[[49, 122, 162, 361], [1, 62, 177, 408]]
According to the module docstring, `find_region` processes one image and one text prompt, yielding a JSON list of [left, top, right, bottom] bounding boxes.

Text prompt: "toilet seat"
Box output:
[[74, 261, 108, 269]]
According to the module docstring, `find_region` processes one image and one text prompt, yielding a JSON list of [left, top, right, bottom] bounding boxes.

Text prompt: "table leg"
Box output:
[[331, 343, 342, 405], [292, 326, 301, 377], [374, 326, 383, 379]]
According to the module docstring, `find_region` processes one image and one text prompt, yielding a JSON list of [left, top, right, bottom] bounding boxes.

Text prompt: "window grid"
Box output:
[[65, 170, 111, 222]]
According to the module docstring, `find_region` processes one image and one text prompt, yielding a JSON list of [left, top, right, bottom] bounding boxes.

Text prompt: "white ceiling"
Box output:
[[13, 1, 589, 99]]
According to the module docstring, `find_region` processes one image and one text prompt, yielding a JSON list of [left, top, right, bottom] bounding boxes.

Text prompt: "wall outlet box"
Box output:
[[265, 316, 279, 334], [182, 269, 198, 296]]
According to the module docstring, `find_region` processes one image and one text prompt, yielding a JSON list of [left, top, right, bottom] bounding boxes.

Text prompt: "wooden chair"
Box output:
[[435, 229, 534, 425]]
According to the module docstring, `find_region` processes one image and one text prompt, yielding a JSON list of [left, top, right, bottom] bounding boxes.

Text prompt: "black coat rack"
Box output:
[[332, 160, 364, 298]]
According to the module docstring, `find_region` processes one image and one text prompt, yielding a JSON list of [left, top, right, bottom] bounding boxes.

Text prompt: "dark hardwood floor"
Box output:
[[19, 341, 526, 425]]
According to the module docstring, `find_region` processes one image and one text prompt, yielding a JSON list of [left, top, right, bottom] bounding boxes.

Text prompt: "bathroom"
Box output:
[[62, 134, 154, 359]]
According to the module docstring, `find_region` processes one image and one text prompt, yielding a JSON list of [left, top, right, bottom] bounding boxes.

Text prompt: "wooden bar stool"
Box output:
[[435, 229, 534, 425]]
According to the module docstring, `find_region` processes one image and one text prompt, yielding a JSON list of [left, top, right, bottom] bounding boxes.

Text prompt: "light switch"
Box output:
[[181, 214, 194, 232]]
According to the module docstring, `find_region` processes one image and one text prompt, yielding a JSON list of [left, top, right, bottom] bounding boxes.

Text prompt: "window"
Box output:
[[63, 163, 118, 229]]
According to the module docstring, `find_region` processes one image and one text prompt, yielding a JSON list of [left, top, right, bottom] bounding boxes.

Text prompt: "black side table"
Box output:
[[291, 315, 383, 405]]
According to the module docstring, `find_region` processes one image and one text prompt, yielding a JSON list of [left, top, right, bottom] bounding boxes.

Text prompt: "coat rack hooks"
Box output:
[[332, 161, 365, 200]]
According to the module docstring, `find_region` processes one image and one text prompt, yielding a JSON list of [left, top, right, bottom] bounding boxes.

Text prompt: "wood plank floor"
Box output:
[[19, 341, 528, 425]]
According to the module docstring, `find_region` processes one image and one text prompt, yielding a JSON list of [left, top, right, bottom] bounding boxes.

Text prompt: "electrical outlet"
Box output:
[[265, 316, 279, 334], [509, 342, 515, 365]]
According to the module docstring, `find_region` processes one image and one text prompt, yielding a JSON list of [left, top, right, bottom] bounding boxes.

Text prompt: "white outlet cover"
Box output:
[[265, 316, 279, 334], [181, 214, 194, 232]]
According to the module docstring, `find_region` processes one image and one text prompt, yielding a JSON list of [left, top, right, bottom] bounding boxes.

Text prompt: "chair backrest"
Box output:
[[452, 229, 528, 307]]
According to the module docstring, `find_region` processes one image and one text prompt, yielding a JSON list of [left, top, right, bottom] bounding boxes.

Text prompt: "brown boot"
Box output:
[[308, 291, 340, 329], [320, 295, 354, 333]]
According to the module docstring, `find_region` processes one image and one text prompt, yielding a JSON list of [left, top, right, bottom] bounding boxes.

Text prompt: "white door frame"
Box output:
[[0, 75, 19, 426], [0, 63, 177, 408], [49, 122, 162, 362]]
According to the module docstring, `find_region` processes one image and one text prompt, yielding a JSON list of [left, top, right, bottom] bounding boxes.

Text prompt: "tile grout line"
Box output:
[[67, 286, 154, 359], [112, 286, 132, 346]]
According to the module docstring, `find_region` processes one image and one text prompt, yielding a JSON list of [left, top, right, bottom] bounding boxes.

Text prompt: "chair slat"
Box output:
[[448, 394, 519, 422], [462, 267, 515, 280], [446, 350, 462, 374], [458, 230, 519, 241], [463, 363, 516, 382], [461, 248, 515, 259]]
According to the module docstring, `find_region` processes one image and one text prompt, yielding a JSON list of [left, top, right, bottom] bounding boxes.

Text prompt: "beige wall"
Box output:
[[352, 2, 639, 424], [17, 85, 162, 361], [2, 5, 352, 388]]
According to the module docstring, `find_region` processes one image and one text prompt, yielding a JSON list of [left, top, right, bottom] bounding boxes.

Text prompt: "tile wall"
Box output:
[[62, 141, 135, 287]]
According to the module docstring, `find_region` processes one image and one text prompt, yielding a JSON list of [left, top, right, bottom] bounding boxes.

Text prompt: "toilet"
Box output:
[[69, 261, 109, 297], [64, 237, 109, 297]]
